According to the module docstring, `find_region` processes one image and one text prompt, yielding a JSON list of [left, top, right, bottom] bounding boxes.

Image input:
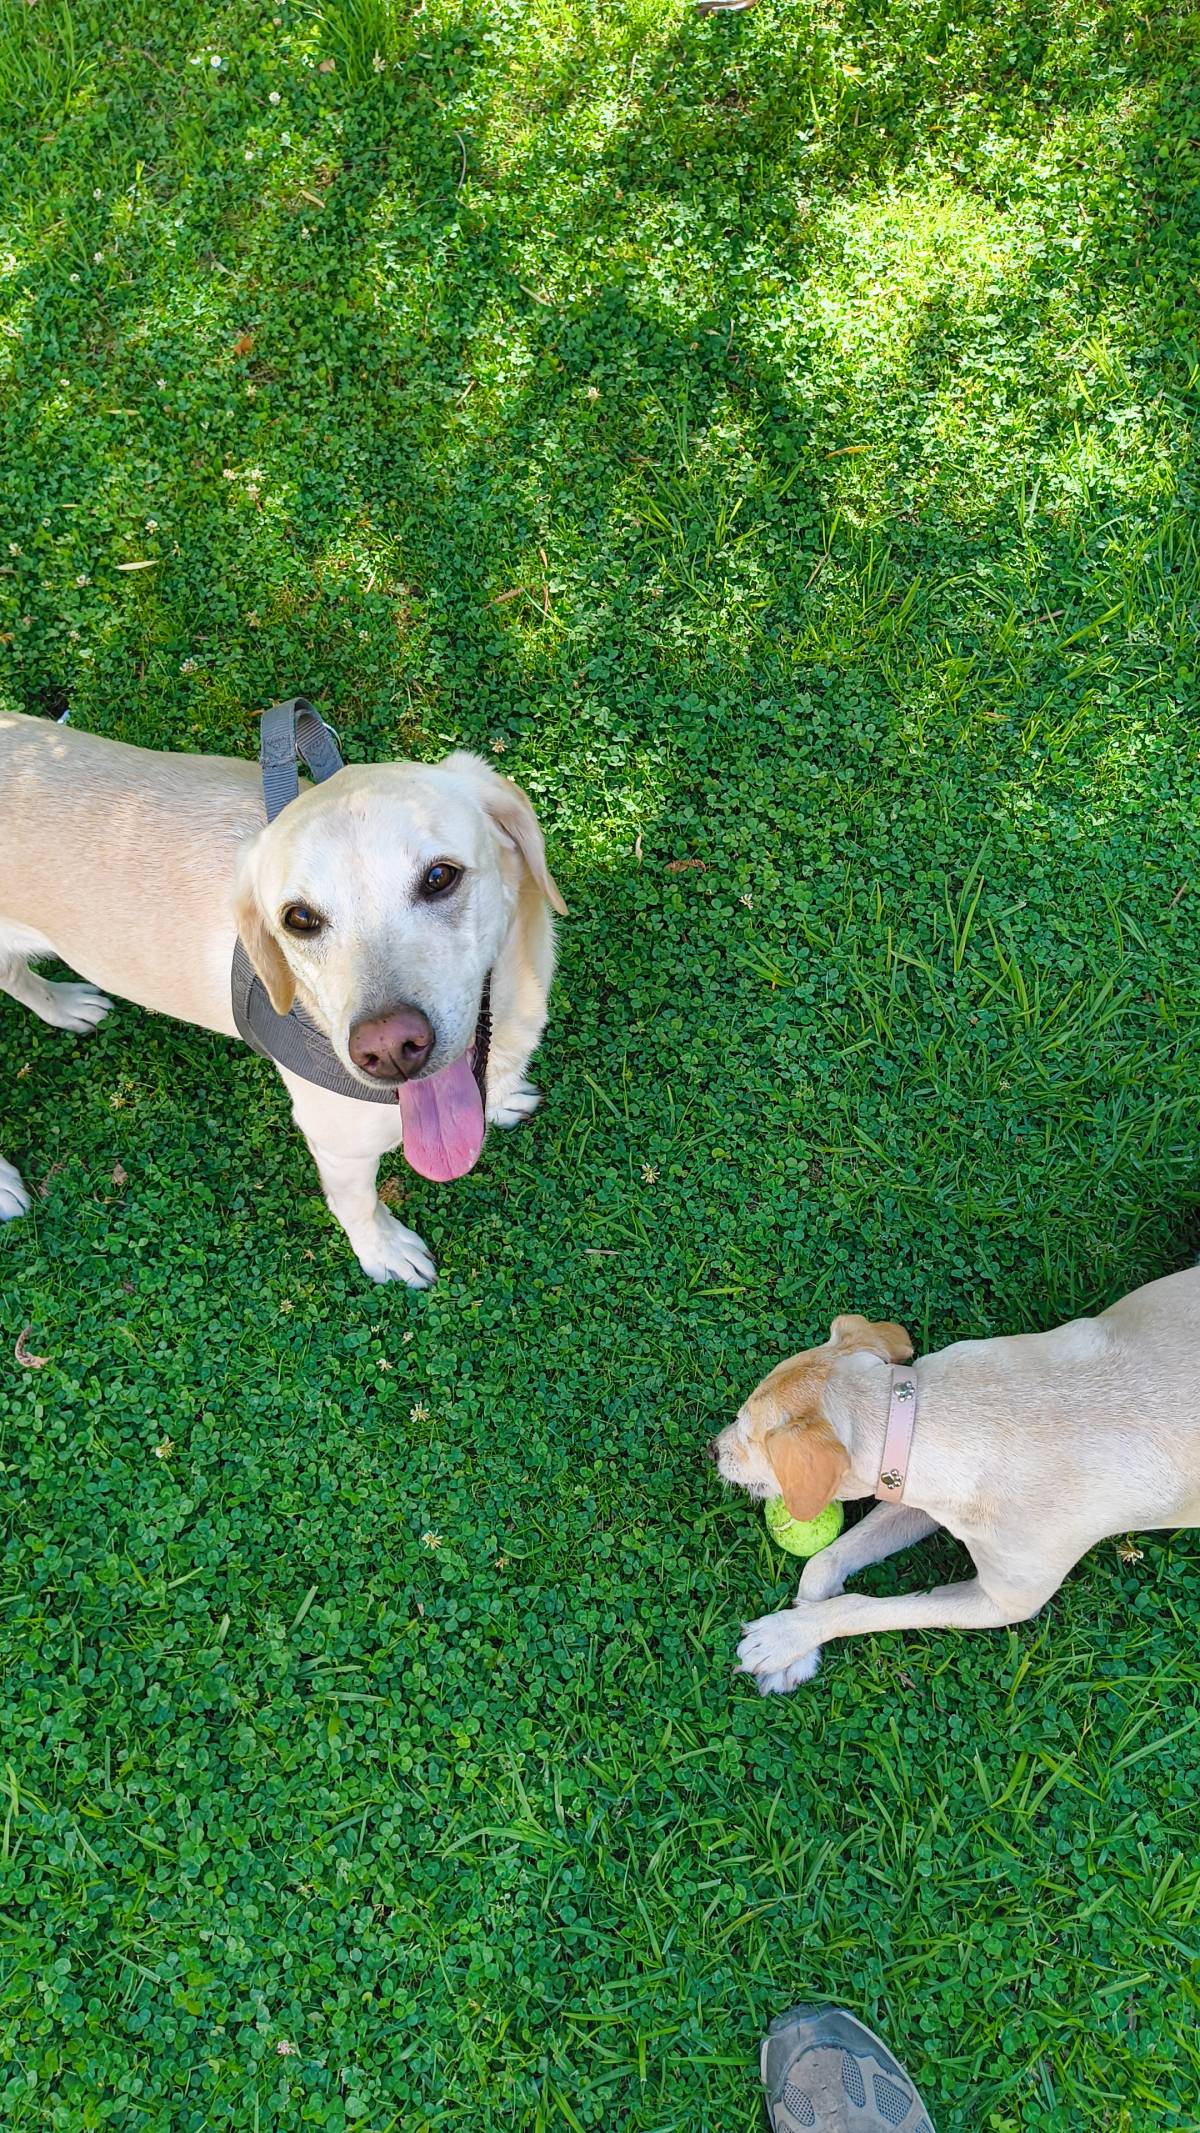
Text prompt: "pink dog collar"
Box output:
[[877, 1366, 918, 1501]]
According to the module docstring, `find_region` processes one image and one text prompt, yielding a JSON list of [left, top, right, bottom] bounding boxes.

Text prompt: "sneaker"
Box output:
[[761, 2005, 935, 2132]]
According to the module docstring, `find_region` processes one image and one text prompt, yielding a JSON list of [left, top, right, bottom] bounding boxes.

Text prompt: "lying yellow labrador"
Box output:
[[0, 708, 564, 1285], [715, 1275, 1200, 1692]]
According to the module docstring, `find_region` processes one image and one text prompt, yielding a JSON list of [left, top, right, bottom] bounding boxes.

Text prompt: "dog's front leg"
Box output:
[[485, 887, 554, 1130], [281, 1073, 435, 1288], [737, 1572, 1059, 1696], [306, 1141, 436, 1288], [797, 1502, 939, 1602], [485, 1042, 544, 1130]]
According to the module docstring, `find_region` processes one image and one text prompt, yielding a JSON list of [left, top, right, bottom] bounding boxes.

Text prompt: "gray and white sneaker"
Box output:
[[761, 2006, 934, 2132]]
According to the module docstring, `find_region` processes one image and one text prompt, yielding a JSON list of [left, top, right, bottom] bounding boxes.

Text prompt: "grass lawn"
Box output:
[[2, 0, 1200, 2124]]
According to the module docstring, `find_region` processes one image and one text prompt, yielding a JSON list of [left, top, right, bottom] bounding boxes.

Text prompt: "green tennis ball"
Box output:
[[764, 1496, 844, 1558]]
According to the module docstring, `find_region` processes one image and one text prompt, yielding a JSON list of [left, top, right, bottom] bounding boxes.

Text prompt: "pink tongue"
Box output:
[[396, 1053, 486, 1182]]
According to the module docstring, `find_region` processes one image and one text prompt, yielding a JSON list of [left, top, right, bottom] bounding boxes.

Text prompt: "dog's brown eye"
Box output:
[[282, 903, 324, 936], [420, 862, 461, 899]]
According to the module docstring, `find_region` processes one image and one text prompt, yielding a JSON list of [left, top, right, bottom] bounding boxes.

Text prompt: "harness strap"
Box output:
[[259, 696, 344, 819]]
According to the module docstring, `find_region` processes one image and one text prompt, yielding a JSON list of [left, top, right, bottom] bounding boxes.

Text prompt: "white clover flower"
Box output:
[[269, 90, 281, 105]]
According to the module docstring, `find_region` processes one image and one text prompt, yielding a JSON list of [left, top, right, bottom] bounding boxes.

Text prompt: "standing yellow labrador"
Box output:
[[0, 709, 564, 1285]]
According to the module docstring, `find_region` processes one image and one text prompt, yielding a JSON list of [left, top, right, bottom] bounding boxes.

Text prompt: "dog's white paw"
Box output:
[[752, 1651, 824, 1696], [738, 1607, 822, 1693], [488, 1079, 540, 1129], [42, 981, 113, 1033], [0, 1158, 31, 1222], [353, 1212, 437, 1289]]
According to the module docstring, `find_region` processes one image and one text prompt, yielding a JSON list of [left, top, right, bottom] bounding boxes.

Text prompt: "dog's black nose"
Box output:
[[706, 1439, 721, 1463], [349, 1005, 435, 1081]]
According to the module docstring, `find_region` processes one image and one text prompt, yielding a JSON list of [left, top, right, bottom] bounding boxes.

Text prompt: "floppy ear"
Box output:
[[767, 1419, 849, 1523], [441, 751, 567, 916], [234, 867, 296, 1016], [829, 1314, 913, 1364]]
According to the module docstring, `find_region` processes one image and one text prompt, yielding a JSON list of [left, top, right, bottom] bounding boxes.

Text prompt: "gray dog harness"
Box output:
[[231, 698, 492, 1106]]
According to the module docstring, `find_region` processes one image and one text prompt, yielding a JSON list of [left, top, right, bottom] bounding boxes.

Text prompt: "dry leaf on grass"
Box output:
[[14, 1326, 48, 1369]]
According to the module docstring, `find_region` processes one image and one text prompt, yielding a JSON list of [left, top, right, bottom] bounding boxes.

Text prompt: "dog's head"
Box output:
[[234, 748, 565, 1078], [712, 1315, 913, 1520]]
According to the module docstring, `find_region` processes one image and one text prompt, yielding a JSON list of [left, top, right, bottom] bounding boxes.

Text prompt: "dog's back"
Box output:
[[0, 711, 261, 1029]]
